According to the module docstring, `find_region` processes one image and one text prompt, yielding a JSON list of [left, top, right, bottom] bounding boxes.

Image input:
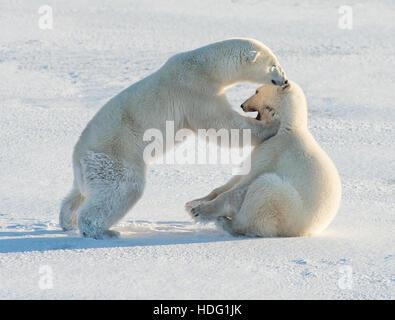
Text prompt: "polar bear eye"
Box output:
[[255, 90, 259, 94]]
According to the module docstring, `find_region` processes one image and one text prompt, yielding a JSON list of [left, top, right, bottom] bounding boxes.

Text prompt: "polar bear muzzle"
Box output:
[[270, 65, 288, 86]]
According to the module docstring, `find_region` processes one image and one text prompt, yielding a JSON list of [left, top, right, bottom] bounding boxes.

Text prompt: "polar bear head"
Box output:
[[240, 80, 307, 129], [193, 38, 287, 87], [235, 39, 288, 86]]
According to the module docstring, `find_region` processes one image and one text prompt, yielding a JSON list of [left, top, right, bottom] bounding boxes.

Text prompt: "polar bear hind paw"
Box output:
[[82, 229, 120, 240], [189, 202, 218, 222], [216, 217, 244, 237], [185, 200, 203, 212]]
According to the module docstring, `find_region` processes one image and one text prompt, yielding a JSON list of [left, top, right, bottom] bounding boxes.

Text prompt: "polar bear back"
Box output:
[[272, 129, 342, 234]]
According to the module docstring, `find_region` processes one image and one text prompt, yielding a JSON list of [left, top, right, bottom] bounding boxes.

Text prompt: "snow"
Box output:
[[0, 0, 394, 299]]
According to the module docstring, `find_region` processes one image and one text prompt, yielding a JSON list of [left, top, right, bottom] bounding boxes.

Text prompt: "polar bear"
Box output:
[[60, 38, 288, 239], [186, 81, 341, 237]]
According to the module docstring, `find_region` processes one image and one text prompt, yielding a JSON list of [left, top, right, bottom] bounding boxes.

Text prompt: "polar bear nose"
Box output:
[[272, 79, 288, 86]]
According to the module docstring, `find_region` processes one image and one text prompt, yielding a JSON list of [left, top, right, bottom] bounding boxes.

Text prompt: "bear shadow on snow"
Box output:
[[0, 220, 252, 254]]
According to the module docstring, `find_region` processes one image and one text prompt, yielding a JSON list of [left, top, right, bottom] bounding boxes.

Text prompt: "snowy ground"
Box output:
[[0, 0, 394, 299]]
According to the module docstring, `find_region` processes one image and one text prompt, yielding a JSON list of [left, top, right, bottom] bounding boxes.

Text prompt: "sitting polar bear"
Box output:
[[60, 38, 288, 239], [186, 81, 341, 237]]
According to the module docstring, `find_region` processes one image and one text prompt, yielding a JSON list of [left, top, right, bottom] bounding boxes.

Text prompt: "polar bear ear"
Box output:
[[246, 50, 260, 63]]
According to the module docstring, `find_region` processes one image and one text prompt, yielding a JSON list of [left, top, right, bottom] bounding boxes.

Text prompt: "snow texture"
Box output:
[[0, 0, 394, 299]]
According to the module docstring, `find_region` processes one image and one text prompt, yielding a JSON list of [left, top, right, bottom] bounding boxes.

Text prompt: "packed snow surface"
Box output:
[[0, 0, 394, 299]]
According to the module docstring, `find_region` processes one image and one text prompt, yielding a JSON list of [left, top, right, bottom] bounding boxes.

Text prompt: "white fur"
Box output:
[[187, 81, 342, 237], [60, 38, 288, 239]]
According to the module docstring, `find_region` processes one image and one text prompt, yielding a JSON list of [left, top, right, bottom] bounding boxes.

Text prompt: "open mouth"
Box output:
[[243, 107, 261, 121], [244, 106, 275, 122]]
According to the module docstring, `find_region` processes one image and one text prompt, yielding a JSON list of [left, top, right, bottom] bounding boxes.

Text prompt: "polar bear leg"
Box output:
[[77, 152, 145, 239], [59, 186, 84, 231], [189, 184, 249, 222], [185, 175, 241, 212], [230, 173, 302, 237]]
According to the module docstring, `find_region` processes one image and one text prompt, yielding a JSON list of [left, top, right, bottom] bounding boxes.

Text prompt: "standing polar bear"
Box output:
[[60, 38, 288, 239], [187, 81, 341, 237]]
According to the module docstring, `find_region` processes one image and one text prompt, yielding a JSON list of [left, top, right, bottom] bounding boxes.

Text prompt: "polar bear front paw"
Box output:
[[258, 107, 279, 127], [258, 107, 280, 141]]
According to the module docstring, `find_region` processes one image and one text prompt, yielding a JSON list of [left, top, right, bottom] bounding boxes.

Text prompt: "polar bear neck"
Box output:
[[170, 39, 261, 91], [189, 49, 248, 87], [277, 90, 308, 133]]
